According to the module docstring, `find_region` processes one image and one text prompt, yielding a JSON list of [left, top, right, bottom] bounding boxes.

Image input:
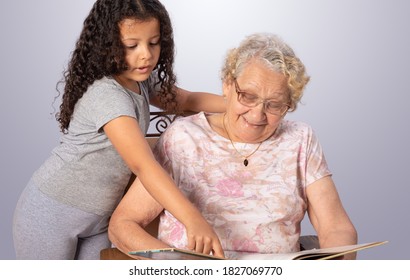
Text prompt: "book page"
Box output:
[[234, 241, 388, 260]]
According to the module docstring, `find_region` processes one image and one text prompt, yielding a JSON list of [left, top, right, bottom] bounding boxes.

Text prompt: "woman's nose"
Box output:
[[247, 103, 266, 121]]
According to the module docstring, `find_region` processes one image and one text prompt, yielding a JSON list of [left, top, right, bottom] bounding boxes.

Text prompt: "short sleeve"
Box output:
[[304, 127, 332, 186], [83, 80, 138, 131]]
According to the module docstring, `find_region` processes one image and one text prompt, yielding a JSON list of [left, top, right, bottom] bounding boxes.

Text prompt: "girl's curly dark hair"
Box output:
[[56, 0, 178, 133]]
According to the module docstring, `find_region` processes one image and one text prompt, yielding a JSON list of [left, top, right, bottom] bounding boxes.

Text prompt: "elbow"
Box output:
[[317, 221, 358, 248], [108, 209, 126, 248], [349, 225, 358, 244], [107, 216, 119, 246], [343, 218, 358, 244]]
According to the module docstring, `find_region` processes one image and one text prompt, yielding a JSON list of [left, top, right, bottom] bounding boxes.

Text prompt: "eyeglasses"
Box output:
[[234, 80, 290, 116]]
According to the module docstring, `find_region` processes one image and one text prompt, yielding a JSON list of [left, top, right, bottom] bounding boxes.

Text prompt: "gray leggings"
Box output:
[[13, 181, 111, 259]]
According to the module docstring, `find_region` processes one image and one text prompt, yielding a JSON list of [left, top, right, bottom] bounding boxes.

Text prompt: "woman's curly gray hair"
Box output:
[[221, 33, 310, 111]]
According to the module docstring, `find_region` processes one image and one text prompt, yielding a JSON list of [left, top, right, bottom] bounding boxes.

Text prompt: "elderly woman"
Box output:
[[108, 33, 358, 259]]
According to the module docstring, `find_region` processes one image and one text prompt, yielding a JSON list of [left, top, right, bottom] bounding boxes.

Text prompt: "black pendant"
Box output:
[[243, 159, 249, 166]]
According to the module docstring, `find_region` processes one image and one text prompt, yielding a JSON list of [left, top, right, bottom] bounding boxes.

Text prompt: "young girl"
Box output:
[[13, 0, 224, 260]]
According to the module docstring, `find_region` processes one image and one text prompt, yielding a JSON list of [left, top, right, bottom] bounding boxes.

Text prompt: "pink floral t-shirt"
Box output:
[[153, 112, 331, 259]]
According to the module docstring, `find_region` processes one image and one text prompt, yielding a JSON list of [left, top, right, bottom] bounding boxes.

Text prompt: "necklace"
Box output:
[[222, 114, 263, 166]]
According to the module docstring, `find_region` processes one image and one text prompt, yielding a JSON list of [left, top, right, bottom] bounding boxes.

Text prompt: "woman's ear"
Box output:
[[222, 80, 233, 100]]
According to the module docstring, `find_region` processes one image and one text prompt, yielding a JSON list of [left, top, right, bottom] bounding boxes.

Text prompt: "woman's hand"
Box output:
[[185, 217, 225, 258]]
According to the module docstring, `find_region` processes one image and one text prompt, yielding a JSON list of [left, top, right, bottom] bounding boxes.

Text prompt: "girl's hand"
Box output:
[[185, 217, 225, 258]]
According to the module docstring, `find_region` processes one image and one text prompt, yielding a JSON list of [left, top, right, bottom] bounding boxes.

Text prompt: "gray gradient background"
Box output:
[[1, 0, 409, 259]]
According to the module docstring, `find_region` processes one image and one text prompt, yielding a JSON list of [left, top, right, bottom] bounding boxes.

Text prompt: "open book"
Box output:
[[129, 241, 387, 260]]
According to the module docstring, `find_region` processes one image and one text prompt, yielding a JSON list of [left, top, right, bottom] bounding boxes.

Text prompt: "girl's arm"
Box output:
[[104, 116, 224, 258], [306, 176, 358, 259], [175, 87, 225, 113], [150, 86, 225, 113]]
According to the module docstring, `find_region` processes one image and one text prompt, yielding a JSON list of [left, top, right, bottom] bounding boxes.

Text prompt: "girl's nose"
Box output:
[[140, 44, 152, 60]]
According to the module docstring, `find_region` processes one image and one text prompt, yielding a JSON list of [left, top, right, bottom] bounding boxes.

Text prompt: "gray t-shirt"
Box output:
[[33, 76, 154, 215]]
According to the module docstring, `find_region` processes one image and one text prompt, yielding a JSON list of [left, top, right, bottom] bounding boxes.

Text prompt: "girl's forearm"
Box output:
[[136, 162, 204, 226]]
